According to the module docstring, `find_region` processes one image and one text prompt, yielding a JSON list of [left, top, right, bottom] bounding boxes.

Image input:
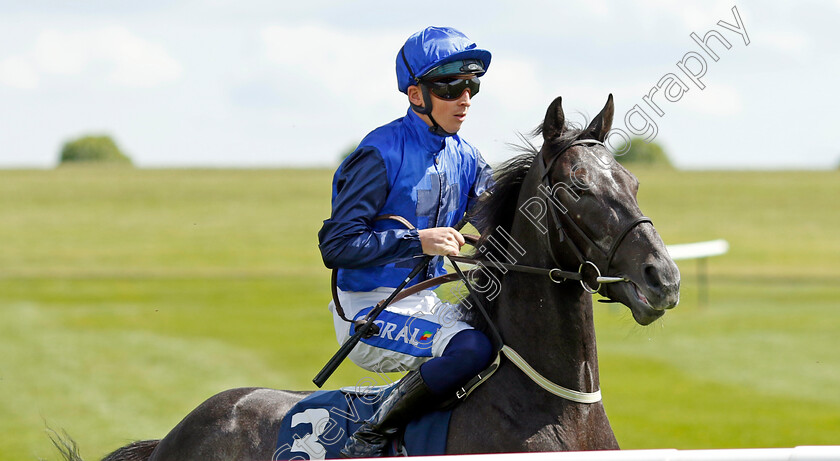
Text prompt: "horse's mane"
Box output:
[[469, 120, 587, 240], [468, 148, 535, 237]]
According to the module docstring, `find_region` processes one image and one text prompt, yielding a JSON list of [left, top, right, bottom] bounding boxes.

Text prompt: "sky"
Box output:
[[1, 0, 838, 170]]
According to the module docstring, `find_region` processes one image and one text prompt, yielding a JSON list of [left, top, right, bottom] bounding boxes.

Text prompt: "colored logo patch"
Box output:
[[352, 307, 439, 357]]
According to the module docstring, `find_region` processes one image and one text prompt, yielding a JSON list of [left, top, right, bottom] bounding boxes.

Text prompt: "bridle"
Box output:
[[446, 139, 651, 297], [531, 138, 652, 295]]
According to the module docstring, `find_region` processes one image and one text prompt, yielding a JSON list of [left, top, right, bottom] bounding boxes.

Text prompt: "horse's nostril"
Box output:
[[643, 264, 662, 290]]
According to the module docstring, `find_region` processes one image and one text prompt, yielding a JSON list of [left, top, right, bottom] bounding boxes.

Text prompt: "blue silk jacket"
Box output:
[[318, 108, 493, 292]]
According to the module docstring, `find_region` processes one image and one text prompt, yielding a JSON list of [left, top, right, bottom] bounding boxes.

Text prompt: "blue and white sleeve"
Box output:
[[318, 147, 423, 269]]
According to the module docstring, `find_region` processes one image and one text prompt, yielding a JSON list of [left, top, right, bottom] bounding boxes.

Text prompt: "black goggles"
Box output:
[[423, 76, 480, 100]]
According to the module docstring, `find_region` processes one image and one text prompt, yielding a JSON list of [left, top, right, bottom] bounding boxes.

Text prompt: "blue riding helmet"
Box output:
[[396, 26, 491, 94]]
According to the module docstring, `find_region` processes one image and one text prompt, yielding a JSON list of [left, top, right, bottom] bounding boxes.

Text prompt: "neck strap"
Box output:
[[502, 346, 602, 403]]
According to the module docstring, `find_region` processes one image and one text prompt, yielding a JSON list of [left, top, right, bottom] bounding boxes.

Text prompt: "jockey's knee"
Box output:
[[445, 329, 493, 373], [420, 329, 493, 395]]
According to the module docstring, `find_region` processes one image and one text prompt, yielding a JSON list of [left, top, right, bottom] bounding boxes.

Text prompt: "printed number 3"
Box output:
[[274, 408, 330, 460]]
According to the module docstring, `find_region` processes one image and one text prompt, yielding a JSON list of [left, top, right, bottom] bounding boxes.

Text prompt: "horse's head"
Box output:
[[538, 95, 680, 325]]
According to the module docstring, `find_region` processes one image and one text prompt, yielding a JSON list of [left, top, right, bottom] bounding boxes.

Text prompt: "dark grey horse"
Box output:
[[95, 95, 680, 461]]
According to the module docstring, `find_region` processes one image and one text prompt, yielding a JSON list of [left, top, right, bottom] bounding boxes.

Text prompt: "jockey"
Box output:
[[318, 26, 494, 458]]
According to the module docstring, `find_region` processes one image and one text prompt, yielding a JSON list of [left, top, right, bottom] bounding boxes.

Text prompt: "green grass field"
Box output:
[[1, 166, 838, 459]]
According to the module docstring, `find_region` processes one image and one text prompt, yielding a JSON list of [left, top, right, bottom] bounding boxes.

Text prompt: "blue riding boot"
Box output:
[[340, 370, 435, 458]]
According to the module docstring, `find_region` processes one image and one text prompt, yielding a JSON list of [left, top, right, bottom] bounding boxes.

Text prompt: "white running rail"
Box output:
[[358, 446, 840, 461], [666, 239, 729, 261]]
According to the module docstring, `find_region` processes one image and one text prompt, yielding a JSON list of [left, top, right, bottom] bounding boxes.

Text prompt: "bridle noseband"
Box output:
[[534, 139, 652, 295]]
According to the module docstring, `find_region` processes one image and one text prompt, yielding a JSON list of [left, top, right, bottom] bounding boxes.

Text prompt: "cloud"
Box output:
[[260, 24, 404, 105], [760, 29, 811, 56], [634, 0, 743, 31], [0, 56, 39, 89], [678, 82, 743, 117], [0, 26, 182, 89], [481, 57, 544, 111]]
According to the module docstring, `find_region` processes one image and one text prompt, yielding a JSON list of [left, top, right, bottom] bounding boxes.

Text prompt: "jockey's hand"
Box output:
[[419, 227, 465, 256], [354, 319, 380, 339]]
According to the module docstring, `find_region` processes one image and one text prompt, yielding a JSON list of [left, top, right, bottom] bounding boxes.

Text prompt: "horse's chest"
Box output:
[[447, 393, 617, 453]]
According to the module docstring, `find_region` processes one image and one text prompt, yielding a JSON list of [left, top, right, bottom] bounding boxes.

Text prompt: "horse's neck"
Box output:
[[495, 274, 601, 396], [493, 196, 601, 396], [456, 221, 606, 450], [447, 163, 617, 453]]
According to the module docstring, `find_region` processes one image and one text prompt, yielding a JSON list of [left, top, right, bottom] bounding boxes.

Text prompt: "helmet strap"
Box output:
[[402, 48, 456, 137], [411, 83, 456, 137]]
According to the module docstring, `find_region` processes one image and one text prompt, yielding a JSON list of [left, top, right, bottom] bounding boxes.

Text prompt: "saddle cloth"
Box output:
[[273, 384, 451, 460]]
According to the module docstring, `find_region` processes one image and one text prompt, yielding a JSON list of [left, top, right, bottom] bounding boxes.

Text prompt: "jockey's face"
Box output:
[[408, 73, 476, 135]]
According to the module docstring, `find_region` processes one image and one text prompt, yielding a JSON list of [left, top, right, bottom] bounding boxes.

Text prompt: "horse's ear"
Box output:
[[542, 96, 565, 141], [583, 94, 615, 142]]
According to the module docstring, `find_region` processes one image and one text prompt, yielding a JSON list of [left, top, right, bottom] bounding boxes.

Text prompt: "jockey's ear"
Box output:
[[407, 85, 425, 109], [583, 94, 615, 142], [542, 96, 565, 141]]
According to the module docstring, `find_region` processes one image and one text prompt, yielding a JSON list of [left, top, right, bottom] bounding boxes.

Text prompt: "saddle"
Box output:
[[273, 383, 458, 459]]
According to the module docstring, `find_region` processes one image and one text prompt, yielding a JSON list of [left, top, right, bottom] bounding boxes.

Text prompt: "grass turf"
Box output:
[[1, 166, 838, 459]]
